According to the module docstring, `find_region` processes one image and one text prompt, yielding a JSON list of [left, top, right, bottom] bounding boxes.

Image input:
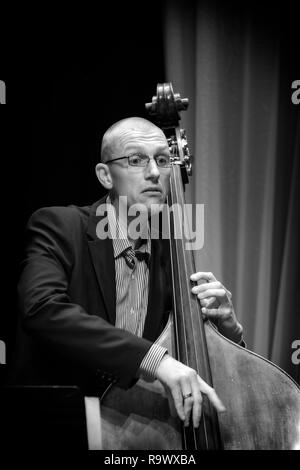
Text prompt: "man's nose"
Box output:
[[145, 157, 160, 179]]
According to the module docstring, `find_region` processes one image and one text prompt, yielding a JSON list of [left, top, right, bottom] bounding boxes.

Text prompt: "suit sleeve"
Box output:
[[18, 207, 154, 389]]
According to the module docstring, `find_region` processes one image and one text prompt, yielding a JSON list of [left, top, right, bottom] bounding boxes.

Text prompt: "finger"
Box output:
[[191, 281, 222, 294], [190, 272, 216, 283], [181, 390, 194, 427], [169, 383, 185, 421], [200, 296, 217, 308], [201, 307, 221, 319], [197, 376, 226, 413], [207, 304, 232, 316], [197, 288, 227, 302], [190, 382, 202, 428], [180, 376, 194, 427], [192, 282, 233, 305]]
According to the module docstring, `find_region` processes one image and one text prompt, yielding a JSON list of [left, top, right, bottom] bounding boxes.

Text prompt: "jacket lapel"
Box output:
[[86, 199, 171, 338], [86, 199, 116, 325]]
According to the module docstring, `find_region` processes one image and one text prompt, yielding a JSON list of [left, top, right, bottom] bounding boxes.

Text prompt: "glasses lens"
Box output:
[[156, 155, 171, 167], [128, 154, 148, 166]]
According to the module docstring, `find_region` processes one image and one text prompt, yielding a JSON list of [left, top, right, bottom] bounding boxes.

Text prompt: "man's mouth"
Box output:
[[142, 187, 162, 193]]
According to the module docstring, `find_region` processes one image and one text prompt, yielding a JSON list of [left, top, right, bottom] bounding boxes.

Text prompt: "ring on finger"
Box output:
[[183, 392, 193, 400]]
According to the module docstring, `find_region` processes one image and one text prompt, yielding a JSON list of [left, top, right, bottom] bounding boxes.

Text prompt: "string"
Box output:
[[173, 164, 206, 449], [168, 162, 208, 449]]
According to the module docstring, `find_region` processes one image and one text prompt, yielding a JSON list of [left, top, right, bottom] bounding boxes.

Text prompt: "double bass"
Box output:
[[85, 83, 300, 450]]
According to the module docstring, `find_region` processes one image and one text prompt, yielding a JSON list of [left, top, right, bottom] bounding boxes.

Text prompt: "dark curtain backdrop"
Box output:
[[0, 1, 299, 384], [164, 0, 300, 382], [0, 2, 166, 370]]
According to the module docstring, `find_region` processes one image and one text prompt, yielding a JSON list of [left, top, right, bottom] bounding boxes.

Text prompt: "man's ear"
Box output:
[[95, 163, 113, 190]]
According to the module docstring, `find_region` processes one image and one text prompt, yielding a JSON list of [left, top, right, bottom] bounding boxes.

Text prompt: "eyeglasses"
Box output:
[[106, 153, 172, 168]]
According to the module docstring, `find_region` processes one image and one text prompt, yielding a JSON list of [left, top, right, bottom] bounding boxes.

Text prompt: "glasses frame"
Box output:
[[106, 153, 173, 168]]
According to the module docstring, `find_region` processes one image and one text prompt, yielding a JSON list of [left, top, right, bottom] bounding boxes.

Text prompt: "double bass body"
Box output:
[[206, 322, 300, 449], [99, 318, 300, 449]]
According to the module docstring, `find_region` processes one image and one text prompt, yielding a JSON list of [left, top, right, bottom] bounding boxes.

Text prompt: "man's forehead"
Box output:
[[117, 128, 168, 146], [113, 125, 168, 150], [113, 121, 165, 139], [101, 117, 168, 161]]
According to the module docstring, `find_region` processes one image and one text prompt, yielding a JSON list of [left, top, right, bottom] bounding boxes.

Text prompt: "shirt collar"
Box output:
[[106, 195, 151, 259]]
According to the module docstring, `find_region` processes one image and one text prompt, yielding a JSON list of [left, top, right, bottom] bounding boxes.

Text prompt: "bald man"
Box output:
[[14, 117, 243, 430]]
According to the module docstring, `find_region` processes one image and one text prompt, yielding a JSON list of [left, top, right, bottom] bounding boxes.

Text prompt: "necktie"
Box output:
[[122, 247, 150, 269]]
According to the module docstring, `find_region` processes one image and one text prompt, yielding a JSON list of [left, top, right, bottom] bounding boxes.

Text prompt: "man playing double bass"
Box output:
[[15, 117, 244, 431]]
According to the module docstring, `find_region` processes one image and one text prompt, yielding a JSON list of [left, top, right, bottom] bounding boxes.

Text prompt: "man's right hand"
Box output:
[[155, 354, 226, 428]]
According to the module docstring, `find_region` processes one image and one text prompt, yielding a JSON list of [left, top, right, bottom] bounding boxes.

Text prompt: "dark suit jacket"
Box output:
[[12, 197, 172, 394]]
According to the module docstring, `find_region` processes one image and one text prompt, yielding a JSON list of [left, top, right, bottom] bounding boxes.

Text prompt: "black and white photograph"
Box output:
[[0, 0, 299, 455]]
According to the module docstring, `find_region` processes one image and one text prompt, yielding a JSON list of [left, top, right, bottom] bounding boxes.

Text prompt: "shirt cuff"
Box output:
[[138, 343, 168, 381]]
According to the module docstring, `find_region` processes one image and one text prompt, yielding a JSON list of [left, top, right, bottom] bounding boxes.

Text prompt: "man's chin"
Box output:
[[148, 202, 165, 216], [142, 191, 165, 203], [142, 196, 166, 215], [128, 201, 164, 214]]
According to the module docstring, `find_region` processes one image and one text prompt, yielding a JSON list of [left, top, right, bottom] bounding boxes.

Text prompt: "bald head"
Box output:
[[101, 117, 167, 163]]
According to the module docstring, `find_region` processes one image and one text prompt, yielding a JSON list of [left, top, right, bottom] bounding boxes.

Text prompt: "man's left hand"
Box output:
[[190, 271, 243, 344]]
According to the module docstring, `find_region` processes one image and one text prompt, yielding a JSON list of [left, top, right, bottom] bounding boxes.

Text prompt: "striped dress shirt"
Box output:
[[106, 197, 168, 380]]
